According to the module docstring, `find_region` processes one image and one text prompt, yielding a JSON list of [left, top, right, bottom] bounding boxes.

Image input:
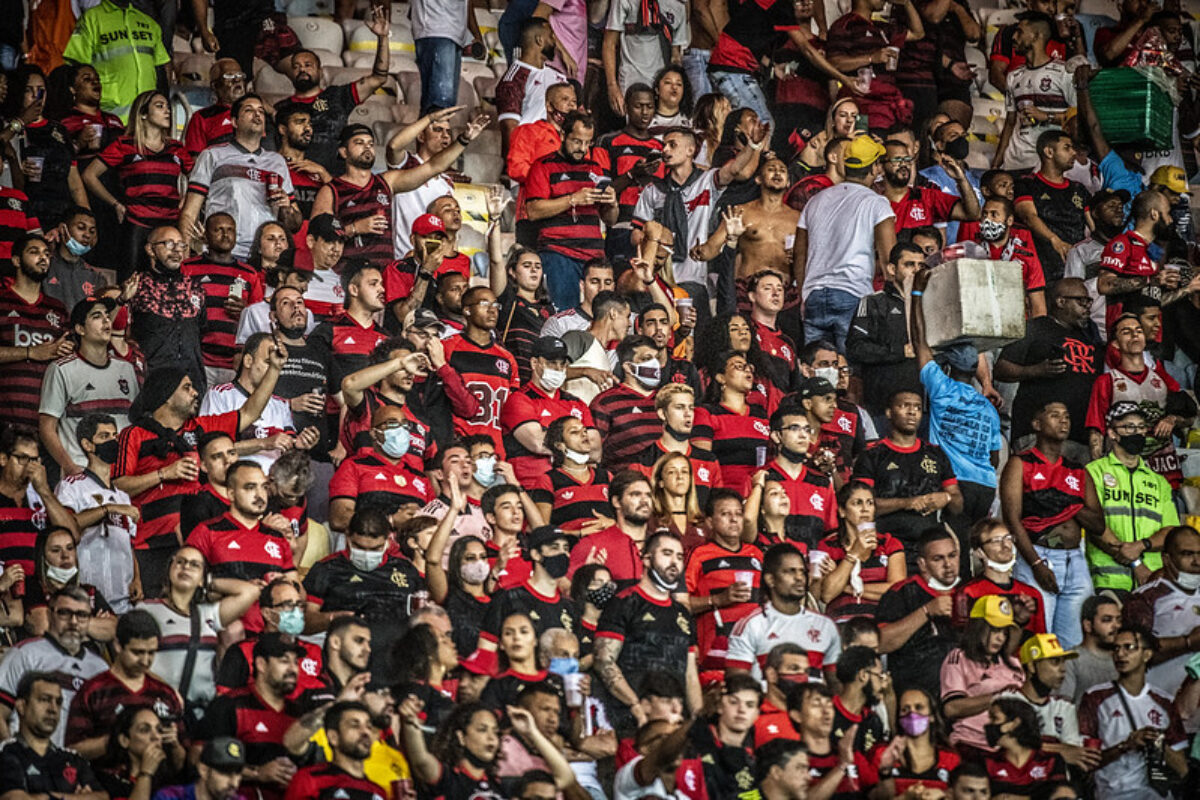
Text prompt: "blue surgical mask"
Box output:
[[380, 426, 411, 458], [548, 656, 579, 675], [474, 455, 498, 487], [277, 607, 304, 636], [65, 237, 92, 257]]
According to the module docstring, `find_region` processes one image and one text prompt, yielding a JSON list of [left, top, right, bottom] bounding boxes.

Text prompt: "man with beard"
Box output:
[[128, 225, 206, 388], [995, 13, 1076, 172], [1123, 526, 1200, 697], [1062, 190, 1126, 327], [284, 6, 392, 170], [959, 519, 1048, 636], [217, 578, 323, 700], [0, 673, 105, 800], [1097, 189, 1177, 330], [971, 197, 1047, 318], [184, 59, 248, 157], [510, 83, 580, 248], [0, 235, 71, 431], [0, 588, 106, 743], [155, 736, 246, 800], [382, 213, 457, 333], [311, 119, 488, 265], [635, 304, 703, 399], [309, 261, 389, 420], [1060, 594, 1120, 702], [275, 103, 330, 219], [1014, 130, 1091, 283], [881, 140, 979, 233], [498, 18, 569, 145], [996, 279, 1102, 451], [284, 701, 383, 799], [340, 337, 438, 466], [180, 95, 302, 259], [568, 471, 653, 582], [293, 616, 372, 711], [832, 646, 890, 752], [195, 633, 306, 799], [876, 529, 961, 697], [264, 288, 331, 461], [593, 530, 702, 736]]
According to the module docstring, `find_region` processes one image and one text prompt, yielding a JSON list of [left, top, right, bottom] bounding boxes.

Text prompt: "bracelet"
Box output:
[[372, 69, 388, 77], [749, 140, 763, 151], [1130, 557, 1144, 568], [1032, 558, 1047, 568], [911, 290, 923, 297], [157, 468, 164, 485], [137, 772, 154, 780], [456, 133, 471, 146]]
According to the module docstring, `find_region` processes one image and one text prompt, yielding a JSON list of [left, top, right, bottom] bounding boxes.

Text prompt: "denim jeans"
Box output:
[[708, 69, 773, 128], [682, 49, 712, 97], [1014, 543, 1091, 648], [414, 37, 462, 114], [540, 249, 585, 312], [802, 287, 860, 352]]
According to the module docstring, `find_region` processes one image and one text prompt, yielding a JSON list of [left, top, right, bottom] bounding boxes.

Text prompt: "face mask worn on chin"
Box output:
[[979, 218, 1008, 242], [65, 237, 92, 257], [564, 448, 590, 465], [1118, 433, 1147, 456], [540, 553, 570, 579], [1176, 570, 1200, 591], [474, 455, 498, 487], [277, 607, 305, 636], [460, 559, 491, 585], [649, 566, 679, 592], [927, 575, 960, 592], [349, 546, 385, 572], [541, 367, 566, 391], [632, 358, 662, 388], [586, 582, 618, 607], [380, 426, 411, 458], [985, 555, 1017, 574], [899, 712, 930, 737], [277, 322, 306, 340], [814, 366, 840, 386], [46, 565, 78, 584], [779, 444, 809, 464], [92, 439, 119, 464], [664, 425, 690, 442]]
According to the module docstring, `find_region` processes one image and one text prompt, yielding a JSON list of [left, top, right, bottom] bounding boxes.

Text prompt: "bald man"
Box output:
[[184, 58, 249, 157]]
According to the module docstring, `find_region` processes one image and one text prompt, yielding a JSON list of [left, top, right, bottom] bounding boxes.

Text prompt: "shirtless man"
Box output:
[[692, 157, 800, 281]]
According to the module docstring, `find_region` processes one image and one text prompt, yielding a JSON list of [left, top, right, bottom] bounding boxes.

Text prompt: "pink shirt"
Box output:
[[544, 0, 587, 82], [940, 647, 1024, 749]]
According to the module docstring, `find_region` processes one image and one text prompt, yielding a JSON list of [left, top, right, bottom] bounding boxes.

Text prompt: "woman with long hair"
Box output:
[[693, 350, 770, 491], [532, 415, 612, 533], [247, 220, 293, 274], [982, 697, 1068, 796], [430, 534, 491, 657], [1, 65, 88, 227], [692, 93, 731, 169], [568, 564, 614, 668], [747, 477, 799, 550], [83, 90, 191, 279], [651, 64, 693, 130], [816, 482, 905, 621], [696, 313, 782, 411], [799, 97, 861, 170], [869, 688, 961, 799], [24, 526, 116, 641], [479, 612, 565, 711], [650, 451, 705, 552], [46, 64, 124, 171], [496, 246, 553, 383], [390, 622, 460, 741], [96, 705, 178, 800]]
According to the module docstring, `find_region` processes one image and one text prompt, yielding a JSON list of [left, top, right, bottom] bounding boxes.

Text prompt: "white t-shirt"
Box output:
[[235, 300, 316, 345], [56, 471, 137, 614], [1129, 576, 1200, 697], [997, 689, 1082, 745], [632, 168, 723, 286], [726, 601, 842, 682], [39, 353, 138, 468], [496, 60, 569, 127], [797, 181, 895, 301], [605, 0, 689, 91], [386, 151, 456, 259], [141, 600, 224, 706], [199, 382, 295, 470], [0, 637, 106, 746], [1001, 60, 1076, 171], [613, 756, 693, 800], [188, 142, 295, 258], [1062, 236, 1108, 330], [409, 0, 472, 46]]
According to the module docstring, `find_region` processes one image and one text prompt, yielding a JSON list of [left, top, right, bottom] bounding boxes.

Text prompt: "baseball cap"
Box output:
[[1019, 633, 1079, 666], [1106, 400, 1147, 427], [411, 213, 447, 238], [409, 308, 442, 330], [936, 341, 979, 373], [252, 632, 307, 662], [308, 213, 346, 242], [200, 737, 246, 772], [531, 336, 568, 361], [969, 595, 1016, 629], [1091, 187, 1132, 207], [844, 135, 885, 169], [799, 376, 836, 399], [1150, 165, 1190, 195], [70, 296, 117, 328], [339, 123, 373, 146], [527, 525, 572, 551]]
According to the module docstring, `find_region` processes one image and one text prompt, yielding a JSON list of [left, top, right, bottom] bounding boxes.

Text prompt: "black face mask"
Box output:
[[540, 553, 570, 579], [277, 322, 306, 340], [462, 748, 492, 769], [943, 137, 970, 161], [663, 425, 690, 442], [586, 582, 617, 608], [984, 722, 1005, 748], [92, 440, 119, 465], [778, 444, 808, 464], [1153, 218, 1174, 239], [1118, 433, 1147, 456]]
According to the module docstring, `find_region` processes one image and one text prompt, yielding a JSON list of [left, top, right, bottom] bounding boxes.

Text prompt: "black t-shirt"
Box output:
[[690, 722, 757, 799], [479, 583, 580, 645], [445, 586, 490, 658], [998, 315, 1104, 444], [273, 337, 332, 457], [596, 585, 696, 705], [180, 485, 230, 538], [832, 696, 887, 753], [0, 738, 99, 795], [1014, 172, 1090, 281], [20, 121, 76, 227], [874, 576, 957, 697], [288, 84, 360, 172], [851, 438, 956, 549]]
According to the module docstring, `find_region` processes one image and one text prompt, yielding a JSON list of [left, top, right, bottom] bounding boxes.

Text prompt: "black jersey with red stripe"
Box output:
[[0, 187, 39, 259], [749, 460, 838, 549], [96, 136, 191, 227], [113, 411, 240, 548], [0, 280, 67, 428], [59, 108, 124, 171], [530, 467, 611, 532], [753, 319, 799, 394], [288, 764, 386, 800], [307, 312, 388, 396], [65, 670, 182, 747], [525, 152, 607, 261], [594, 131, 664, 224], [591, 383, 662, 472], [328, 173, 393, 264], [479, 582, 579, 646], [694, 402, 771, 491], [1018, 448, 1085, 535], [875, 748, 960, 795], [182, 256, 266, 369], [442, 334, 520, 446], [287, 165, 323, 218]]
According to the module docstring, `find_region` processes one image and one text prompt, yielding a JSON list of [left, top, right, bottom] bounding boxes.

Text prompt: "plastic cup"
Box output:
[[884, 46, 900, 71], [23, 156, 43, 182], [562, 673, 584, 707], [735, 571, 756, 587]]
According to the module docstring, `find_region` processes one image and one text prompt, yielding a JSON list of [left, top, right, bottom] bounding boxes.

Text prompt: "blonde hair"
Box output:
[[651, 451, 703, 525], [654, 383, 694, 413], [126, 91, 168, 154]]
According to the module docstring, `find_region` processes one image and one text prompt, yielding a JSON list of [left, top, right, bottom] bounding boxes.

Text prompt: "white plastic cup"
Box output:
[[562, 673, 584, 707], [23, 156, 43, 182], [884, 46, 900, 71]]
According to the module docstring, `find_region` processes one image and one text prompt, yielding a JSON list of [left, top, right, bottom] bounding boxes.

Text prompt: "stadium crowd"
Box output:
[[0, 0, 1200, 797]]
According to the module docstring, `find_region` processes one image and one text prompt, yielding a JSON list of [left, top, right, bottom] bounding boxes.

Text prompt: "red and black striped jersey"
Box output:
[[59, 108, 124, 170], [631, 442, 723, 510], [593, 130, 663, 224], [0, 187, 40, 259], [591, 383, 662, 472], [182, 256, 266, 369], [288, 164, 323, 218], [1017, 448, 1085, 534], [341, 390, 434, 470], [752, 319, 799, 394], [0, 493, 44, 580], [956, 576, 1047, 634], [381, 256, 469, 319], [192, 686, 295, 779], [328, 173, 393, 264], [0, 280, 67, 427], [694, 401, 771, 491], [186, 513, 295, 581], [442, 334, 520, 446], [497, 286, 554, 383], [983, 751, 1067, 797], [96, 136, 191, 227], [218, 634, 324, 701], [744, 460, 837, 550], [65, 669, 183, 748], [328, 449, 435, 511], [183, 103, 233, 157], [817, 400, 866, 485], [872, 747, 960, 796], [684, 541, 763, 670], [525, 152, 607, 261], [501, 383, 593, 484], [285, 764, 387, 800], [112, 411, 240, 548], [816, 531, 904, 620], [530, 467, 611, 532], [307, 312, 388, 397]]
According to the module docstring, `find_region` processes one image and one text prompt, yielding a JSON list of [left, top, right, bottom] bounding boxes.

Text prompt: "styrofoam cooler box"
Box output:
[[921, 258, 1026, 350]]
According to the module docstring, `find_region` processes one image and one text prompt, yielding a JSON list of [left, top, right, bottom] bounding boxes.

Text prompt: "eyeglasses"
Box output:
[[7, 453, 39, 466], [1113, 423, 1148, 435], [471, 301, 502, 310], [219, 72, 247, 82], [1114, 641, 1145, 652], [54, 608, 91, 621], [886, 156, 915, 164], [780, 424, 814, 435], [981, 534, 1015, 548], [172, 557, 204, 570], [150, 241, 187, 251], [374, 421, 413, 432], [730, 362, 755, 374], [271, 601, 304, 612]]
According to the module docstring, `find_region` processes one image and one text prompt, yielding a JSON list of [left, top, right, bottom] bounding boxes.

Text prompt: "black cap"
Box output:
[[309, 213, 346, 242], [531, 336, 568, 361], [1091, 187, 1132, 207], [339, 123, 374, 146], [200, 737, 246, 771], [70, 295, 117, 328], [799, 376, 837, 399], [527, 525, 572, 551], [252, 632, 306, 662], [410, 308, 442, 330]]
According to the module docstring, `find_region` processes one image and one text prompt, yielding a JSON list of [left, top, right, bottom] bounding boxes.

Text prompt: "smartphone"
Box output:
[[854, 113, 869, 133]]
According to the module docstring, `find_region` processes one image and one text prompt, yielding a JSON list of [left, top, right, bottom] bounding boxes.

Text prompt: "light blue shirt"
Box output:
[[919, 360, 1002, 488], [919, 165, 983, 244], [1098, 150, 1145, 213]]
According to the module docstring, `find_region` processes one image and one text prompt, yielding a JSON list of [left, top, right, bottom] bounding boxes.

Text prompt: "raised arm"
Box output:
[[908, 268, 934, 368], [715, 120, 768, 188], [352, 6, 391, 99], [387, 114, 491, 193]]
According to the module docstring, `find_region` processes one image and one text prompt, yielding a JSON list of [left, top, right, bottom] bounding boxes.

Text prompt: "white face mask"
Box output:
[[814, 366, 840, 386], [541, 367, 566, 391], [1176, 570, 1200, 591], [460, 559, 491, 585], [985, 555, 1017, 575], [46, 565, 78, 584], [349, 546, 385, 572], [927, 574, 960, 592], [564, 448, 590, 465]]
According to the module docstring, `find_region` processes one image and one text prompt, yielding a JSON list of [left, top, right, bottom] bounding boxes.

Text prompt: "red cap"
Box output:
[[411, 213, 446, 238], [459, 648, 497, 676]]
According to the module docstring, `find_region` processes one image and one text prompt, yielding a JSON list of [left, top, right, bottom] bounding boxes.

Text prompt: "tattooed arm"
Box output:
[[593, 637, 639, 708], [1096, 269, 1149, 296]]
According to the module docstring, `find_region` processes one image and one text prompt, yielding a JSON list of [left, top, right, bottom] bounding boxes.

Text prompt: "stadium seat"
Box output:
[[980, 7, 1021, 54], [347, 97, 396, 129], [288, 16, 346, 54], [255, 64, 297, 95], [964, 47, 988, 97], [311, 48, 344, 67], [176, 53, 215, 88], [349, 21, 416, 56]]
